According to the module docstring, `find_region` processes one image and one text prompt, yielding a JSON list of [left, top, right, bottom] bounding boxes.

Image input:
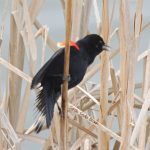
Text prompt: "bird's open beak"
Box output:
[[102, 44, 110, 51]]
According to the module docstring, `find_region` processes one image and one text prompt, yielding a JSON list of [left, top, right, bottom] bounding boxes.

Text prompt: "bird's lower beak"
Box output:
[[102, 45, 110, 51]]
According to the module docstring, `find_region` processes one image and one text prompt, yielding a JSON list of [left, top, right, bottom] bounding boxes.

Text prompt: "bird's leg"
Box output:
[[56, 102, 62, 115], [56, 75, 70, 118]]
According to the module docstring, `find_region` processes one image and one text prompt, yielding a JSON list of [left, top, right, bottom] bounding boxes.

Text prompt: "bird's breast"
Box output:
[[68, 58, 88, 89]]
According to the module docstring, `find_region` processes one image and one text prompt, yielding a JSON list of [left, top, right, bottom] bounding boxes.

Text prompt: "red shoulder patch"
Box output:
[[57, 41, 80, 51], [69, 41, 80, 51]]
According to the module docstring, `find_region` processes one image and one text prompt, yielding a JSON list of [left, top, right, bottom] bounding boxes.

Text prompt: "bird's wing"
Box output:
[[31, 48, 64, 89]]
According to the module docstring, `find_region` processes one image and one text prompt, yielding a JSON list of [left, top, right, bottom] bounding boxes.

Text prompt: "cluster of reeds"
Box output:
[[0, 0, 150, 149]]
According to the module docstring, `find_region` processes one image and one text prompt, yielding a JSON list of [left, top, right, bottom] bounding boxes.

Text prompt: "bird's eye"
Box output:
[[99, 40, 102, 44], [96, 40, 103, 49], [97, 41, 101, 46]]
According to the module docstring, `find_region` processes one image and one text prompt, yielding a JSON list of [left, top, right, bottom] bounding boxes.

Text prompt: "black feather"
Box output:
[[35, 82, 60, 129], [31, 49, 63, 89], [35, 121, 43, 133]]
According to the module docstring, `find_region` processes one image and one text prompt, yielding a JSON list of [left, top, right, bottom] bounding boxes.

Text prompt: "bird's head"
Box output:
[[82, 34, 109, 55]]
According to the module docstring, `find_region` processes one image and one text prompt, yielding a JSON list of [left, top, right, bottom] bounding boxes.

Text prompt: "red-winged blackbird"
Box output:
[[31, 34, 108, 132]]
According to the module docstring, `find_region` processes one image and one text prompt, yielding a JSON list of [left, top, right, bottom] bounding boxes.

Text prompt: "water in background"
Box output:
[[0, 0, 150, 149]]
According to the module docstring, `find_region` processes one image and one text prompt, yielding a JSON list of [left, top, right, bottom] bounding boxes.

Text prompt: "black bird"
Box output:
[[31, 34, 108, 132]]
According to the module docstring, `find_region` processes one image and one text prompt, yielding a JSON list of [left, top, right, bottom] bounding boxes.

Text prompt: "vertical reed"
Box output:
[[60, 0, 72, 149], [98, 0, 110, 149]]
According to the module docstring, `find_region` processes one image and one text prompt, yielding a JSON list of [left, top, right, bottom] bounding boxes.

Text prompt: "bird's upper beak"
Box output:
[[102, 44, 110, 51]]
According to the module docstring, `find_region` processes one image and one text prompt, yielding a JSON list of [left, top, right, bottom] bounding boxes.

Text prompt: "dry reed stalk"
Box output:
[[22, 0, 37, 76], [71, 0, 83, 40], [77, 84, 100, 104], [99, 50, 109, 149], [138, 115, 147, 149], [0, 108, 21, 149], [0, 0, 8, 45], [3, 0, 46, 147], [80, 0, 91, 37], [110, 67, 122, 130], [130, 89, 150, 146], [43, 129, 55, 150], [34, 27, 44, 38], [69, 104, 122, 142], [133, 0, 145, 149], [16, 83, 31, 133], [82, 101, 96, 112], [8, 0, 24, 129], [0, 130, 2, 150], [134, 94, 143, 104], [109, 28, 119, 41], [71, 72, 120, 109], [141, 22, 150, 32], [1, 82, 9, 116], [77, 86, 100, 105], [29, 0, 48, 67], [34, 19, 58, 51], [142, 55, 150, 99], [29, 0, 46, 24], [68, 118, 97, 139], [121, 0, 143, 145], [16, 0, 46, 135], [93, 0, 101, 32], [70, 124, 96, 150], [119, 0, 134, 149], [109, 0, 116, 34], [125, 42, 137, 147], [110, 67, 119, 95], [0, 57, 32, 83], [0, 25, 4, 49], [41, 25, 49, 66], [60, 0, 72, 149], [53, 112, 61, 147], [18, 133, 45, 144], [137, 49, 150, 61], [60, 0, 65, 14], [136, 48, 150, 149], [83, 138, 91, 150], [98, 0, 110, 149], [145, 124, 150, 150]]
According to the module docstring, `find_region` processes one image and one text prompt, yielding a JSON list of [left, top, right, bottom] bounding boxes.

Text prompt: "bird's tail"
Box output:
[[34, 82, 60, 133]]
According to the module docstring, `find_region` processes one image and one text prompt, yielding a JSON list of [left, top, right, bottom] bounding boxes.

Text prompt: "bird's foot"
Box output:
[[62, 74, 71, 82], [57, 102, 62, 115], [56, 102, 65, 118]]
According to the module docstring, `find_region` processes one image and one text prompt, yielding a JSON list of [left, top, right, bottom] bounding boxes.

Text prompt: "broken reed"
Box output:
[[0, 0, 150, 150]]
